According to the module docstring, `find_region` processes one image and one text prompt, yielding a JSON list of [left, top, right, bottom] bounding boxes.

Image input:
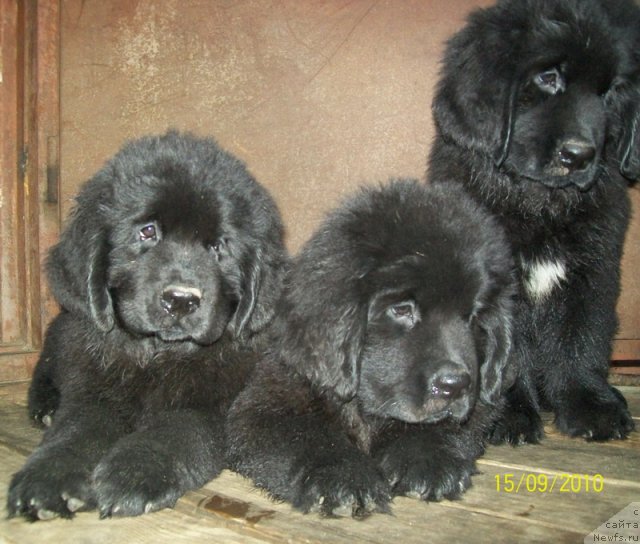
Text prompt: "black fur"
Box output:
[[429, 0, 639, 443], [7, 131, 287, 520], [227, 180, 515, 517]]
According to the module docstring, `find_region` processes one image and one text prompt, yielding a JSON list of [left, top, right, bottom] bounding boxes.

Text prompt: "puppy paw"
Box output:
[[29, 382, 60, 427], [554, 388, 635, 441], [28, 390, 59, 429], [488, 405, 544, 445], [293, 460, 391, 517], [8, 460, 94, 521], [377, 441, 476, 501], [92, 446, 185, 518]]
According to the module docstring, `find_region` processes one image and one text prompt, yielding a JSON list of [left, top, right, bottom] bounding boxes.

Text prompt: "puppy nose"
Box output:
[[558, 141, 595, 171], [430, 366, 471, 400], [161, 286, 201, 317]]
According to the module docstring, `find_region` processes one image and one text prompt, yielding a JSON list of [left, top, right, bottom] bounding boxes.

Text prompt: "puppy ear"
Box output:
[[46, 180, 115, 332], [86, 233, 115, 331], [292, 302, 366, 400], [231, 246, 287, 338], [618, 92, 640, 181], [475, 300, 513, 405], [493, 77, 521, 167], [432, 31, 519, 159], [278, 267, 367, 400]]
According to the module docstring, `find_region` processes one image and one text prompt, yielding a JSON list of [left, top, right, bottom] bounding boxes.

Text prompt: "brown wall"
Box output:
[[61, 0, 490, 252], [60, 0, 639, 351]]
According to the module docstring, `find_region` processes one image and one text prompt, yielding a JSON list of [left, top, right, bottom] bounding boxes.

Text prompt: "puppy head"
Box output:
[[432, 0, 640, 187], [47, 131, 287, 347], [358, 259, 480, 423], [280, 180, 514, 420], [105, 170, 236, 346]]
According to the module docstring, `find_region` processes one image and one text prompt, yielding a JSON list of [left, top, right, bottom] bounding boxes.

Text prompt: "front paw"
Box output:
[[92, 445, 185, 518], [8, 458, 95, 521], [28, 386, 59, 429], [555, 388, 635, 441], [293, 459, 391, 517], [488, 406, 544, 445], [376, 439, 476, 501]]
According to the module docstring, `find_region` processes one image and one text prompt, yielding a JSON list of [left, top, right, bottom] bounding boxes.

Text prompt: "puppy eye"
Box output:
[[391, 304, 413, 317], [386, 301, 419, 327], [534, 67, 566, 95], [208, 238, 228, 257], [139, 223, 158, 241]]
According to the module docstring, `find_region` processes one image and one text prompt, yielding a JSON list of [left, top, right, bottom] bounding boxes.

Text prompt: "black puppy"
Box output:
[[227, 180, 514, 517], [429, 0, 639, 442], [7, 131, 287, 520]]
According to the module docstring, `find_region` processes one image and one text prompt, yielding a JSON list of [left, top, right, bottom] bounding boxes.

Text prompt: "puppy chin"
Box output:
[[513, 163, 600, 192], [156, 325, 226, 346], [376, 395, 474, 425], [156, 328, 199, 343], [538, 170, 599, 192]]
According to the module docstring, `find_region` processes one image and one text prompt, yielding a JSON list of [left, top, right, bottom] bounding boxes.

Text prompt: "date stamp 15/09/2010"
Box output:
[[495, 473, 604, 494]]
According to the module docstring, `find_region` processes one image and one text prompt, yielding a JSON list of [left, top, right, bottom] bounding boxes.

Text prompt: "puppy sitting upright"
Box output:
[[428, 0, 639, 442], [227, 180, 515, 517]]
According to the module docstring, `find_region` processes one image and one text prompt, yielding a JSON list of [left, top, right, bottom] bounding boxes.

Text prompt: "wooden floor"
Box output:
[[0, 382, 638, 544]]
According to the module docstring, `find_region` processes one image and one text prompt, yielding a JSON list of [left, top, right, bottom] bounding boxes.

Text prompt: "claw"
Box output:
[[66, 498, 85, 512], [387, 472, 401, 488], [37, 509, 58, 521], [332, 503, 354, 517]]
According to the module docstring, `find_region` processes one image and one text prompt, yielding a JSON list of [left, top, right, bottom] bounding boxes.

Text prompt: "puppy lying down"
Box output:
[[227, 179, 515, 517], [8, 131, 287, 521]]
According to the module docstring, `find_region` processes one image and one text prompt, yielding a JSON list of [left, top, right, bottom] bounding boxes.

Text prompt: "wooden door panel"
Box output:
[[0, 0, 60, 380], [0, 0, 25, 348]]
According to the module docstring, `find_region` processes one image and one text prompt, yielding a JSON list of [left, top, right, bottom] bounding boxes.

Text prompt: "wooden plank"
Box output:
[[0, 0, 26, 346], [0, 352, 38, 383], [611, 363, 640, 376], [0, 381, 30, 403], [32, 0, 62, 346], [611, 339, 640, 361], [0, 402, 41, 455], [618, 385, 640, 413], [441, 464, 636, 535], [0, 445, 268, 544], [0, 382, 637, 543], [0, 384, 40, 458], [482, 435, 640, 484], [177, 471, 585, 544], [0, 441, 585, 544]]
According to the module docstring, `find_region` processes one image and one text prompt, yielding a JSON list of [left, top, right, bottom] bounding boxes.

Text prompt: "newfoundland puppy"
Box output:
[[227, 180, 514, 517], [429, 0, 639, 442], [7, 131, 287, 520]]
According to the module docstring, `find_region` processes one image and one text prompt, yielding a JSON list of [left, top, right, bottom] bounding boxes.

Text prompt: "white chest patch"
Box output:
[[523, 259, 567, 302]]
